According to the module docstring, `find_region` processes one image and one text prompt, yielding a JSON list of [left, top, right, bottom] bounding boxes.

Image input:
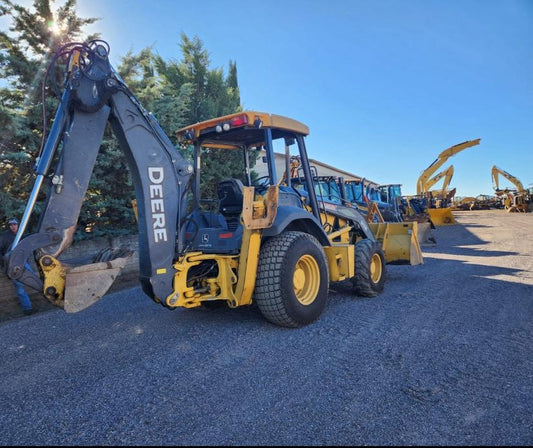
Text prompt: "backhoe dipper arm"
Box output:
[[424, 165, 454, 194], [416, 138, 480, 195], [6, 42, 193, 304]]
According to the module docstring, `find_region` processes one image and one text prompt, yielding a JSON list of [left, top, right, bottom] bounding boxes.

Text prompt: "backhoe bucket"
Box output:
[[427, 207, 456, 226], [417, 222, 437, 245], [40, 249, 133, 313], [368, 222, 423, 266]]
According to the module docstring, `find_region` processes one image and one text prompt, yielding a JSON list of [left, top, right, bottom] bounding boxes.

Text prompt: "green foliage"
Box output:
[[0, 0, 97, 229], [0, 1, 246, 240], [151, 33, 247, 201], [153, 33, 241, 126]]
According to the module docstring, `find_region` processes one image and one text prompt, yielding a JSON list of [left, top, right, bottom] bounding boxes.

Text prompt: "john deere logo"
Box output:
[[148, 167, 167, 243]]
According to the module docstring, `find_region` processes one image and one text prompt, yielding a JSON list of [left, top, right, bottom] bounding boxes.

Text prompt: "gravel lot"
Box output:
[[0, 210, 531, 445]]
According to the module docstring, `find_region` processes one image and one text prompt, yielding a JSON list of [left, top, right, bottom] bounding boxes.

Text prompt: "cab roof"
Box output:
[[176, 111, 309, 149]]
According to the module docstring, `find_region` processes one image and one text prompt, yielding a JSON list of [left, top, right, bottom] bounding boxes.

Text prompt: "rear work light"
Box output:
[[229, 114, 248, 127]]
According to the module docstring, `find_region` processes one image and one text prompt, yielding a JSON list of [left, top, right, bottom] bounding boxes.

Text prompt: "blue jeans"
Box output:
[[13, 262, 33, 311], [13, 279, 32, 311]]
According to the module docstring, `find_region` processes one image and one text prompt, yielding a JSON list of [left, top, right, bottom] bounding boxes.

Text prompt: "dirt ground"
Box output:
[[1, 209, 531, 322], [1, 208, 531, 445], [0, 269, 139, 323], [428, 209, 532, 287]]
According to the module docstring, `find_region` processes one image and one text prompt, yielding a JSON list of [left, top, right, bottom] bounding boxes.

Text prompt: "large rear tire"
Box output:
[[254, 231, 329, 328], [353, 239, 386, 297]]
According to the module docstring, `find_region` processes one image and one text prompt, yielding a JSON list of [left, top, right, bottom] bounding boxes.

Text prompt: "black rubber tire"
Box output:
[[353, 238, 386, 297], [254, 231, 329, 328]]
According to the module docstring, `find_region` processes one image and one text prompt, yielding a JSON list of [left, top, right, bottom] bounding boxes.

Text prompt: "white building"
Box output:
[[253, 151, 379, 188]]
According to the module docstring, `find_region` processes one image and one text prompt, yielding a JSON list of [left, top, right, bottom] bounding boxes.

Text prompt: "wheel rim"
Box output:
[[293, 254, 320, 305], [370, 253, 383, 284]]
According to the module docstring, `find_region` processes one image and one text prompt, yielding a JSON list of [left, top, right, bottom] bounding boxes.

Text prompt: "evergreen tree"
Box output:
[[0, 2, 248, 238], [154, 34, 252, 201], [0, 0, 97, 229]]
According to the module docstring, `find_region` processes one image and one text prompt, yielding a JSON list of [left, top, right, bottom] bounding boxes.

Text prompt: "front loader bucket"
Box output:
[[40, 248, 133, 313], [368, 222, 423, 266], [417, 222, 437, 245], [427, 207, 456, 226]]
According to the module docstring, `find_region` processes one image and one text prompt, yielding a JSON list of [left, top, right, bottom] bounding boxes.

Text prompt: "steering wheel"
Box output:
[[253, 176, 271, 188]]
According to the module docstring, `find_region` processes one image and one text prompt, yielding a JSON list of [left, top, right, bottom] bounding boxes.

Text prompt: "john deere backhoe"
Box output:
[[4, 40, 392, 328], [491, 165, 531, 213]]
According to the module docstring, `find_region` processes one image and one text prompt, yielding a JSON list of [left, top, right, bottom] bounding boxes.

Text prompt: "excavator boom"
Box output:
[[417, 139, 480, 195], [491, 165, 525, 193], [424, 165, 455, 195]]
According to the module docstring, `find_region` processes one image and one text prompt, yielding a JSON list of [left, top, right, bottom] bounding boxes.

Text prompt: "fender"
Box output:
[[318, 201, 376, 241], [263, 206, 330, 246]]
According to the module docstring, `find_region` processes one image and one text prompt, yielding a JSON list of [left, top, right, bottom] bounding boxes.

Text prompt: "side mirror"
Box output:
[[285, 137, 295, 146]]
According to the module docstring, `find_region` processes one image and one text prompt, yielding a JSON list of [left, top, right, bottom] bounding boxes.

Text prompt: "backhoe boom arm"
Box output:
[[6, 42, 193, 305]]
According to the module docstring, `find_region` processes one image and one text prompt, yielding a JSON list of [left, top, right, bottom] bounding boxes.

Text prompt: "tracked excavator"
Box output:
[[416, 138, 481, 225], [424, 165, 455, 203], [491, 165, 531, 213], [4, 40, 397, 328]]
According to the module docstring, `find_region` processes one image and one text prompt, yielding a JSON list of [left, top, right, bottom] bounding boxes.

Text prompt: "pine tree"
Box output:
[[0, 0, 97, 229], [0, 2, 248, 238], [153, 33, 252, 201]]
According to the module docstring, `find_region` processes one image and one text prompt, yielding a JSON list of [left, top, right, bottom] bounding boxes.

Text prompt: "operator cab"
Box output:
[[176, 111, 320, 254]]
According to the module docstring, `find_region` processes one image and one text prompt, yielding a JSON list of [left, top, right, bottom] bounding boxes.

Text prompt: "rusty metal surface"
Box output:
[[64, 255, 132, 313]]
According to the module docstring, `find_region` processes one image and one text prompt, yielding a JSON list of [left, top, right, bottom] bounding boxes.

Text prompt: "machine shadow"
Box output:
[[424, 223, 518, 258]]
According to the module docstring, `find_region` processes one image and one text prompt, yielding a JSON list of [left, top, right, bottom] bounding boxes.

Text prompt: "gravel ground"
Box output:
[[0, 210, 531, 446]]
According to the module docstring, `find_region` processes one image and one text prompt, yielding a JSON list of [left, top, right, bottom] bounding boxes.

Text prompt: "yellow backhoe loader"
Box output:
[[4, 40, 415, 328], [286, 171, 423, 265]]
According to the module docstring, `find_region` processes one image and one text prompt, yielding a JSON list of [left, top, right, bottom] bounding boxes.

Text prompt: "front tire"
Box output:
[[254, 231, 329, 328], [353, 239, 386, 297]]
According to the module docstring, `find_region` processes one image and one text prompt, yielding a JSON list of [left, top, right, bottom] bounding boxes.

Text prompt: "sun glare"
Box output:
[[47, 20, 62, 35]]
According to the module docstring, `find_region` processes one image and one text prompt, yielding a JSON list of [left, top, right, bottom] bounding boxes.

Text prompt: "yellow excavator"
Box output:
[[491, 165, 531, 213], [424, 165, 455, 200], [416, 139, 481, 225]]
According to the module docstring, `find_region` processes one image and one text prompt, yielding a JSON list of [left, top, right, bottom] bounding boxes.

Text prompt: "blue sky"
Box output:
[[7, 0, 533, 196]]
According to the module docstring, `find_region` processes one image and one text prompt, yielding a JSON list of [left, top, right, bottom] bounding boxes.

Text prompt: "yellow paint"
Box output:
[[233, 229, 261, 306], [369, 221, 423, 265], [39, 256, 66, 307], [293, 254, 321, 305], [324, 245, 354, 281], [176, 111, 309, 148], [427, 207, 456, 226], [165, 185, 280, 309]]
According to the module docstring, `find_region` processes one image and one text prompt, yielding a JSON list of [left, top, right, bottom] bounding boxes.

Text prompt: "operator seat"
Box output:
[[217, 178, 244, 230]]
